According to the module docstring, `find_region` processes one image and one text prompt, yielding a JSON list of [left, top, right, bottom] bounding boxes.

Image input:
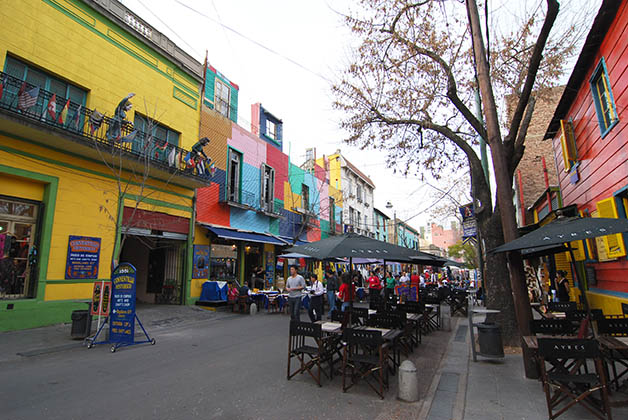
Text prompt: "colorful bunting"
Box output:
[[72, 105, 83, 131]]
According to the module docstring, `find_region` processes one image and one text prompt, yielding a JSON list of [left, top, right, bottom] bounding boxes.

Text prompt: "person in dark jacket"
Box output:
[[325, 269, 338, 318], [556, 270, 571, 302]]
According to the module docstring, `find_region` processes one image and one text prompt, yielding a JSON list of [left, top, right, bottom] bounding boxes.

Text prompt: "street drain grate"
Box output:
[[454, 324, 467, 342]]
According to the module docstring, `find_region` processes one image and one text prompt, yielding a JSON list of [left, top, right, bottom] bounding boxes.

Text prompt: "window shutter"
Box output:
[[229, 85, 238, 123], [260, 165, 265, 209], [566, 240, 586, 262], [559, 120, 577, 172], [204, 69, 216, 108], [596, 197, 626, 258]]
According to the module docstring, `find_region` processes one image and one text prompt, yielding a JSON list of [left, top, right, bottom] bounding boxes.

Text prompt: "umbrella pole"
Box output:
[[567, 247, 594, 336]]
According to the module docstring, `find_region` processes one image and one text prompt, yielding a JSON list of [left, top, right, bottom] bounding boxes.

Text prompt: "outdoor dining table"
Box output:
[[355, 325, 404, 372], [314, 321, 345, 380], [597, 335, 628, 393]]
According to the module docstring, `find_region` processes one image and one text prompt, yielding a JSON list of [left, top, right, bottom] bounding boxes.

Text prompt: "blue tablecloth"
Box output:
[[200, 281, 228, 301]]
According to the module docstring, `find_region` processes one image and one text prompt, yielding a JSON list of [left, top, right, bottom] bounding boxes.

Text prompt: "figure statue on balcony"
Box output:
[[184, 137, 212, 176], [106, 93, 135, 142]]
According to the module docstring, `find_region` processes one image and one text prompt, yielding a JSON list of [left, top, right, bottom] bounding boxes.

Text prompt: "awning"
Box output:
[[201, 224, 285, 246], [278, 236, 309, 246]]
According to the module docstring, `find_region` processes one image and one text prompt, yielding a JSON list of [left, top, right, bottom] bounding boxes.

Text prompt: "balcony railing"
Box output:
[[222, 188, 282, 218], [0, 71, 210, 181]]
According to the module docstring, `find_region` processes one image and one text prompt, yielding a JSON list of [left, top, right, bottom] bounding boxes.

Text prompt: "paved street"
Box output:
[[1, 308, 453, 420]]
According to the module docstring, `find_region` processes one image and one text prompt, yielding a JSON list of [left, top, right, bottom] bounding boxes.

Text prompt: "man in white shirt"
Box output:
[[307, 273, 325, 322], [400, 271, 410, 284]]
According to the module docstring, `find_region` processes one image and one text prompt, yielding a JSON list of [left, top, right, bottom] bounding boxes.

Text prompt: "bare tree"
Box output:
[[333, 0, 587, 370], [90, 95, 188, 273]]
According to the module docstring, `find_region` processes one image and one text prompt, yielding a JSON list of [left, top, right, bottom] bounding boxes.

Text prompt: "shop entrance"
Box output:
[[120, 235, 185, 304], [0, 196, 40, 299], [244, 244, 262, 288]]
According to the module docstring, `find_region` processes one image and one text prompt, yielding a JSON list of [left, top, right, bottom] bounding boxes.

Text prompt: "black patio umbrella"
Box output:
[[285, 232, 446, 265], [489, 216, 628, 254], [520, 244, 570, 259], [490, 216, 628, 317]]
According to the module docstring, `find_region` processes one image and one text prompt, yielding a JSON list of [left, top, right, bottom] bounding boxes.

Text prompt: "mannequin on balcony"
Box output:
[[106, 93, 136, 142], [184, 137, 212, 176]]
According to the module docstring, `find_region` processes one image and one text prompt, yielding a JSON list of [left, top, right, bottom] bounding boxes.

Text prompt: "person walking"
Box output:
[[286, 265, 306, 321], [325, 269, 338, 318], [556, 270, 571, 303], [308, 273, 325, 322], [337, 272, 356, 312]]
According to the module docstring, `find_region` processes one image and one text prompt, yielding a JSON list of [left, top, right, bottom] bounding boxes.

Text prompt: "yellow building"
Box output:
[[0, 0, 210, 330]]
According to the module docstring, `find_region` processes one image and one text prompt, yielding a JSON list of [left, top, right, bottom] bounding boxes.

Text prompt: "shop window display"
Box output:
[[0, 197, 39, 299]]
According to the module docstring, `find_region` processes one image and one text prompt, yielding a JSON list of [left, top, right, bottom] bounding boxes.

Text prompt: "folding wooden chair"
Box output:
[[548, 301, 577, 313], [342, 328, 389, 399], [597, 318, 628, 392], [351, 307, 369, 326], [538, 338, 612, 420], [287, 321, 325, 387], [449, 289, 468, 317], [530, 319, 578, 336]]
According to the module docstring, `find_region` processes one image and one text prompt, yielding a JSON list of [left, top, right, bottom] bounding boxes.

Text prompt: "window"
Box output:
[[590, 57, 619, 137], [228, 149, 241, 202], [364, 215, 368, 231], [356, 184, 363, 202], [215, 79, 231, 118], [301, 184, 309, 211], [266, 119, 277, 140], [357, 210, 361, 228], [261, 164, 275, 212], [0, 196, 39, 300], [349, 207, 355, 227], [559, 119, 577, 172], [3, 55, 87, 124], [596, 197, 626, 258], [133, 114, 179, 161]]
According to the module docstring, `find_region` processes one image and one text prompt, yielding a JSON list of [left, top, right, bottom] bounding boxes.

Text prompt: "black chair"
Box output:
[[367, 313, 410, 367], [342, 328, 388, 399], [530, 319, 578, 336], [566, 309, 604, 322], [331, 309, 351, 328], [537, 338, 612, 420], [287, 321, 325, 386], [548, 301, 577, 313], [351, 307, 369, 326], [597, 318, 628, 392], [398, 302, 424, 345], [449, 289, 468, 317]]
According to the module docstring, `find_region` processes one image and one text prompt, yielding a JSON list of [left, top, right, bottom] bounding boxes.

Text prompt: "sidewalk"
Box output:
[[0, 304, 234, 363], [424, 311, 628, 419]]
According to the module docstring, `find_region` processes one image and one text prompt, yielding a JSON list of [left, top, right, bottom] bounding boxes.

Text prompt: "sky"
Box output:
[[119, 0, 600, 233]]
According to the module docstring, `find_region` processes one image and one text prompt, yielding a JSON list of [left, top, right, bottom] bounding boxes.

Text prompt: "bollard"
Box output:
[[249, 303, 257, 315], [441, 313, 452, 332], [398, 360, 419, 402]]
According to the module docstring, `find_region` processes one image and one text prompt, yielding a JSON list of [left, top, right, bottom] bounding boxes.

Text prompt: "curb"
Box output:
[[418, 317, 462, 419]]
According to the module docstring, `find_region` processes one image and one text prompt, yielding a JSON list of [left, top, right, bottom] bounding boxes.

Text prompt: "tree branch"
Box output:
[[509, 96, 536, 176], [383, 6, 488, 141], [505, 0, 559, 146]]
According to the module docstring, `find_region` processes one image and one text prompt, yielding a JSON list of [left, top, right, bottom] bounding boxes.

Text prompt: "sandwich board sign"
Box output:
[[110, 263, 136, 344]]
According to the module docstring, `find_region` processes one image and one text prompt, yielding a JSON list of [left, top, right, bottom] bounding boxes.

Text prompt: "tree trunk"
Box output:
[[478, 210, 518, 345]]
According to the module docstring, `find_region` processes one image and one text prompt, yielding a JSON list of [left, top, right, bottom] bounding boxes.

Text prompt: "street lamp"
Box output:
[[386, 201, 397, 245]]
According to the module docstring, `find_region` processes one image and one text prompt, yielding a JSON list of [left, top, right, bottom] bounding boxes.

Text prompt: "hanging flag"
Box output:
[[18, 83, 39, 111], [58, 99, 70, 125], [46, 93, 57, 120], [89, 110, 104, 135], [157, 140, 168, 151], [168, 146, 177, 167], [72, 105, 83, 131], [0, 75, 6, 102]]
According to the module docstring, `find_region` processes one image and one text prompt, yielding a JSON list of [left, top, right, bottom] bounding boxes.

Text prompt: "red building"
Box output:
[[544, 0, 627, 313]]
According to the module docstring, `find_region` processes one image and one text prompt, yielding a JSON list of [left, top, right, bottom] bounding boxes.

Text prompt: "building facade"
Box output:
[[315, 151, 375, 237], [0, 0, 209, 330], [373, 208, 390, 242], [430, 222, 462, 255], [194, 67, 342, 292], [544, 0, 628, 313]]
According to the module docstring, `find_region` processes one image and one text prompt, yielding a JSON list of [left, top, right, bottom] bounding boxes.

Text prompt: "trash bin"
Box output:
[[71, 310, 92, 339], [476, 322, 504, 357]]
